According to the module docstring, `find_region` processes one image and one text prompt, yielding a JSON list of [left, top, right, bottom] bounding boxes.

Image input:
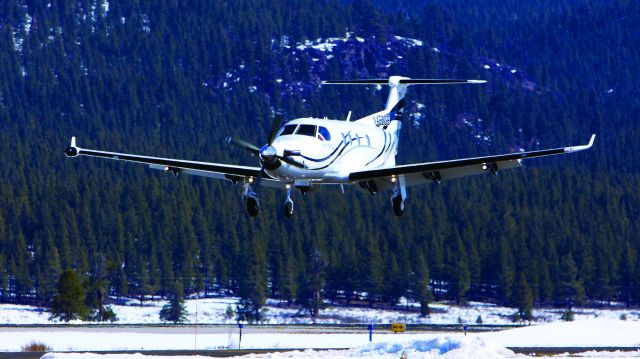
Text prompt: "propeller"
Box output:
[[227, 137, 260, 155], [227, 112, 306, 174]]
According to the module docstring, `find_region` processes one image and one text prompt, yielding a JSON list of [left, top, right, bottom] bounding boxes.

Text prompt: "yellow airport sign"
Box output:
[[391, 323, 405, 333]]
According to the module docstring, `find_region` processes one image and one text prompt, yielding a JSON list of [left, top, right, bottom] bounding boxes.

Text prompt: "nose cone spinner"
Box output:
[[259, 145, 277, 162]]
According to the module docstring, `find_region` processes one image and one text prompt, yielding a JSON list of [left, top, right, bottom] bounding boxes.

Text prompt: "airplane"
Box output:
[[65, 76, 595, 218]]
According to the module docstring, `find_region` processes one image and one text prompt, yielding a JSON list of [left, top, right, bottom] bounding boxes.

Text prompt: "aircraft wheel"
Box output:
[[246, 197, 259, 217], [283, 201, 294, 219], [392, 196, 405, 217]]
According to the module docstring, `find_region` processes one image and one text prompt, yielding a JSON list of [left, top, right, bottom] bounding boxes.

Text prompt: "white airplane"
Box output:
[[65, 76, 595, 218]]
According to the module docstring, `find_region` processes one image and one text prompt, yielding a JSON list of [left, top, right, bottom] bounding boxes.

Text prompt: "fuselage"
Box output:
[[265, 117, 400, 183]]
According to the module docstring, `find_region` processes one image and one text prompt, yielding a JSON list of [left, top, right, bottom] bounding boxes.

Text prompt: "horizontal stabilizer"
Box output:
[[322, 80, 389, 85], [399, 79, 486, 85], [322, 78, 486, 86]]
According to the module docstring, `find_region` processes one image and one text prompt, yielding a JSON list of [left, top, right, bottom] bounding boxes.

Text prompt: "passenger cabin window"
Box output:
[[318, 126, 331, 141], [277, 124, 297, 137], [295, 124, 317, 137]]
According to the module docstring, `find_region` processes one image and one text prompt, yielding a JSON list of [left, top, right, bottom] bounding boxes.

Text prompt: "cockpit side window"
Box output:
[[295, 124, 317, 137], [277, 124, 298, 137], [317, 126, 331, 141]]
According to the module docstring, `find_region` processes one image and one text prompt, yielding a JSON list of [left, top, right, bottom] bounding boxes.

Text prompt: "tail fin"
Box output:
[[322, 76, 486, 128]]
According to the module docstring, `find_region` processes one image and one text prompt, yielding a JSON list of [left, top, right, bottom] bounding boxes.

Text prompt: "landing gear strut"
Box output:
[[391, 175, 407, 217], [243, 183, 259, 217], [283, 187, 294, 219]]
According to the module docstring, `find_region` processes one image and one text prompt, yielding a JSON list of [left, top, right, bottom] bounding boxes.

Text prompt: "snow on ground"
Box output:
[[30, 319, 640, 358], [2, 298, 640, 325], [483, 319, 640, 347], [39, 337, 518, 359], [4, 330, 438, 352]]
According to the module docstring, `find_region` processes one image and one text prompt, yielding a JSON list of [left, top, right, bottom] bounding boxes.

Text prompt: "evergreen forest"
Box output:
[[0, 0, 639, 320]]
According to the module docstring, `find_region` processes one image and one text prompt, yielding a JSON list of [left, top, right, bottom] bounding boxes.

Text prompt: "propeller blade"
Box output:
[[268, 112, 283, 145], [227, 136, 260, 154], [278, 155, 306, 169]]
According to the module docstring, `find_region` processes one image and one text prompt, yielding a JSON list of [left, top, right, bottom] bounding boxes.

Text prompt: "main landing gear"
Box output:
[[243, 183, 259, 217], [391, 194, 405, 217], [243, 181, 297, 219]]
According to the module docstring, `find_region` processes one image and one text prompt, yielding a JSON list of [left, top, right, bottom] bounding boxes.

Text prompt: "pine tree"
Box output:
[[413, 253, 433, 316], [593, 243, 613, 305], [363, 237, 384, 307], [159, 282, 188, 324], [236, 235, 268, 323], [0, 254, 8, 301], [296, 246, 326, 318], [50, 270, 89, 322], [447, 235, 471, 305], [39, 239, 62, 305], [85, 254, 116, 322], [513, 272, 533, 321], [557, 255, 586, 309], [496, 238, 515, 305]]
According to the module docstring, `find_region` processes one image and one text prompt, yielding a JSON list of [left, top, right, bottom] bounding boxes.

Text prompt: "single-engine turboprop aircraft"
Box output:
[[65, 76, 595, 218]]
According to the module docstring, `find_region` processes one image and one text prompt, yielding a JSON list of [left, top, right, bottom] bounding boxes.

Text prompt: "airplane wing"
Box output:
[[64, 137, 280, 187], [349, 134, 595, 186]]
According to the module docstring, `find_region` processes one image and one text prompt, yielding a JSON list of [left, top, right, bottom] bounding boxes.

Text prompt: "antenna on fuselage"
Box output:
[[346, 111, 352, 122]]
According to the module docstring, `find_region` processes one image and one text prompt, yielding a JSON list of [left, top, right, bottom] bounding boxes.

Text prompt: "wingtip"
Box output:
[[588, 134, 596, 147], [467, 79, 487, 84]]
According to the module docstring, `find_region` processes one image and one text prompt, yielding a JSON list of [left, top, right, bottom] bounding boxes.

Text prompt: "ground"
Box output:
[[1, 298, 639, 358]]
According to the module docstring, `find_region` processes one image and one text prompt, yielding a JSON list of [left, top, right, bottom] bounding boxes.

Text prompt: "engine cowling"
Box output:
[[64, 147, 78, 157]]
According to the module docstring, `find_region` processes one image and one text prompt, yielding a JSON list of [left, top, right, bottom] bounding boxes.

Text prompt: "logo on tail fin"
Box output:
[[375, 99, 405, 129], [374, 114, 391, 127]]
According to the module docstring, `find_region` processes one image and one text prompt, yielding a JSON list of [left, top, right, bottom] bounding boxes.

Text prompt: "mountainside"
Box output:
[[0, 0, 638, 319]]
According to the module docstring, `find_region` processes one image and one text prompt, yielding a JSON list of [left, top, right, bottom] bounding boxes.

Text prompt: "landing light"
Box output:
[[285, 184, 291, 189], [391, 175, 397, 183], [248, 177, 254, 183]]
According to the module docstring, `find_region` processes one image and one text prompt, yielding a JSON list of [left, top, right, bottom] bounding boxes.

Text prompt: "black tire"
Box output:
[[284, 201, 294, 219], [392, 196, 405, 217], [246, 197, 259, 217]]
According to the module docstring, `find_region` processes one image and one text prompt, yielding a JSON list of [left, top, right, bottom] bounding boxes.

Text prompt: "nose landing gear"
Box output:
[[283, 186, 294, 219]]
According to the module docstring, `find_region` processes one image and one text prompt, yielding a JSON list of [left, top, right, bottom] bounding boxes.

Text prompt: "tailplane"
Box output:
[[322, 76, 486, 128]]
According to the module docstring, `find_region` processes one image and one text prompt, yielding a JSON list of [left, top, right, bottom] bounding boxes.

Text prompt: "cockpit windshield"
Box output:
[[295, 124, 317, 137], [277, 123, 329, 140], [276, 124, 297, 137]]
